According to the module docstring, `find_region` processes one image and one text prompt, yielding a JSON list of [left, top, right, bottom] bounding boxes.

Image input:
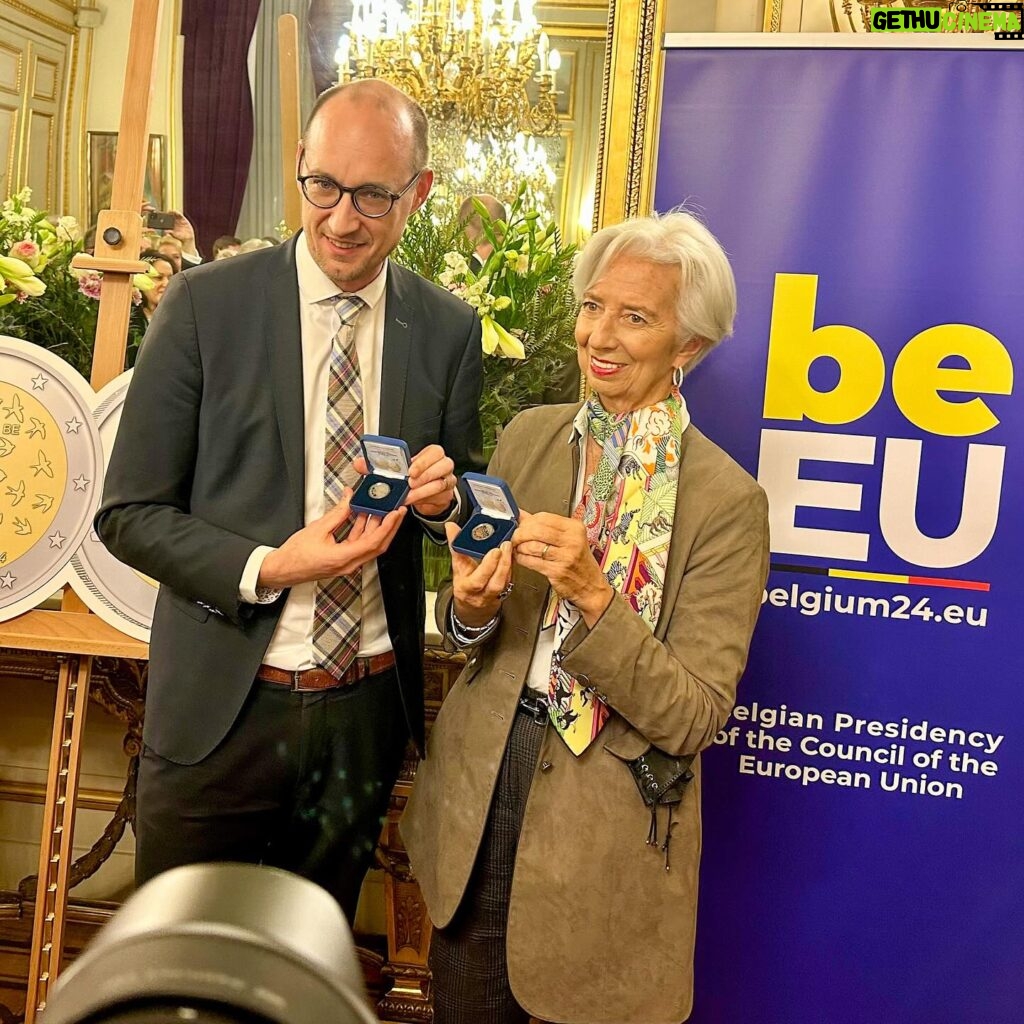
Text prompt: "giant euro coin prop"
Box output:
[[0, 336, 104, 619], [70, 370, 157, 641]]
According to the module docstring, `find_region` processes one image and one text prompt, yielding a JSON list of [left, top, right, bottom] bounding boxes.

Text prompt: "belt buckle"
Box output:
[[518, 694, 549, 725], [292, 668, 335, 693], [292, 670, 318, 693]]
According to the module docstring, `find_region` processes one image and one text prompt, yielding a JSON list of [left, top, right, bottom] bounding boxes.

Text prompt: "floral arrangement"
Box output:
[[394, 187, 580, 589], [394, 186, 579, 453], [0, 188, 152, 378]]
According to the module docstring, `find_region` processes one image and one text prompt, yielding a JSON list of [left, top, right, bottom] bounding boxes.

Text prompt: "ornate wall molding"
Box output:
[[592, 0, 666, 226]]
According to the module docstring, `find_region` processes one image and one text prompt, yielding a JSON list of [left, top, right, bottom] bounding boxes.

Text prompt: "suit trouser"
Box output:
[[428, 707, 544, 1024], [135, 668, 408, 923]]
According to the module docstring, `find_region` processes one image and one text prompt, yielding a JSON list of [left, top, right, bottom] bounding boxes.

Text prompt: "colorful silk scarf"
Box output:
[[546, 385, 687, 754]]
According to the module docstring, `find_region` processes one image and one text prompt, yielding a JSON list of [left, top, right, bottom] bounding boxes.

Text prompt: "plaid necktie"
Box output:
[[313, 294, 366, 676]]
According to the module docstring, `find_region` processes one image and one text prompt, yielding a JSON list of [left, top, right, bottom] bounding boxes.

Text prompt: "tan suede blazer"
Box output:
[[401, 403, 770, 1024]]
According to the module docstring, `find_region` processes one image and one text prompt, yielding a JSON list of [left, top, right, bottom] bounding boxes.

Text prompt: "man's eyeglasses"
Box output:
[[297, 160, 422, 218]]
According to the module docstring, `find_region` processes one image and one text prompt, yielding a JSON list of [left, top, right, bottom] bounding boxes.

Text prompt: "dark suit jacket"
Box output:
[[96, 238, 483, 765]]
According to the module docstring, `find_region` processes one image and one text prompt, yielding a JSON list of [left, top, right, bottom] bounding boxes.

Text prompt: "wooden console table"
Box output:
[[0, 642, 467, 1024]]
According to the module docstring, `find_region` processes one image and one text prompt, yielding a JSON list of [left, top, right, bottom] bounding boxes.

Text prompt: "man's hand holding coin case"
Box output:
[[258, 444, 459, 590]]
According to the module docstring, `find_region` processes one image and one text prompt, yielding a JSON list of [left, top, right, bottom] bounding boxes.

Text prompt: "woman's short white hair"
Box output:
[[573, 210, 737, 372]]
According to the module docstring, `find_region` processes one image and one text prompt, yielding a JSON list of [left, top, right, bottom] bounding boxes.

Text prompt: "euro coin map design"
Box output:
[[0, 337, 103, 619]]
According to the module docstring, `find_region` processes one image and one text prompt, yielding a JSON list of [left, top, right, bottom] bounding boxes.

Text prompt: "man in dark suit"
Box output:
[[96, 80, 483, 920]]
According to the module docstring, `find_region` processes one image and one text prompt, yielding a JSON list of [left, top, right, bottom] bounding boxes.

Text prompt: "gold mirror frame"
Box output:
[[592, 0, 666, 228]]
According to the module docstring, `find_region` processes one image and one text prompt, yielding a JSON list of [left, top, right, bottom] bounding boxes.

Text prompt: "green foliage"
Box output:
[[0, 188, 149, 379], [394, 187, 579, 450], [393, 195, 468, 282]]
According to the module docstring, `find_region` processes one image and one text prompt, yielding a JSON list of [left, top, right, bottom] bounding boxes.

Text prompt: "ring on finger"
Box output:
[[499, 581, 514, 600], [541, 543, 550, 559]]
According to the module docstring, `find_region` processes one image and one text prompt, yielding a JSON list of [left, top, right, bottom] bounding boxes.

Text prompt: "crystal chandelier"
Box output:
[[335, 0, 562, 142], [453, 133, 557, 217]]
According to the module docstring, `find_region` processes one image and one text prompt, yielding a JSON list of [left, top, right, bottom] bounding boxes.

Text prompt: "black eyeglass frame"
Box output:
[[296, 158, 423, 218]]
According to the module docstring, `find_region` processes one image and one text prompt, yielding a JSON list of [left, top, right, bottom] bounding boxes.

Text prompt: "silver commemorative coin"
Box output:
[[368, 481, 392, 500], [471, 523, 496, 541], [70, 370, 158, 642]]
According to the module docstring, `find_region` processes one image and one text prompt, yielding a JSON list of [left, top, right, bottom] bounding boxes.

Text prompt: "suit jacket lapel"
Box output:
[[514, 404, 579, 517], [379, 262, 413, 438], [263, 237, 306, 524]]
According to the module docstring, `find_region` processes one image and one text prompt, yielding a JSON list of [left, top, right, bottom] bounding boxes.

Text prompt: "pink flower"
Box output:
[[76, 271, 103, 300], [9, 239, 39, 263]]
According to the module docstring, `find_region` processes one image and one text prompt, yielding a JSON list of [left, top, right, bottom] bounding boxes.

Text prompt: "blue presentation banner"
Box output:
[[654, 42, 1022, 1024]]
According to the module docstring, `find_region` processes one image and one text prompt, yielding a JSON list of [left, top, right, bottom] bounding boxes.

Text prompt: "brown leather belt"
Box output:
[[256, 651, 396, 692]]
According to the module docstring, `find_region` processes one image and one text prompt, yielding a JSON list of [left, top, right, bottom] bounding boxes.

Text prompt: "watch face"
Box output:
[[471, 523, 495, 541], [368, 481, 392, 500]]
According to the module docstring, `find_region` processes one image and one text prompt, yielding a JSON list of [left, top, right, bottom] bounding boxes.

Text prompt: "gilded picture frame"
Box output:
[[592, 0, 667, 227], [87, 131, 167, 226]]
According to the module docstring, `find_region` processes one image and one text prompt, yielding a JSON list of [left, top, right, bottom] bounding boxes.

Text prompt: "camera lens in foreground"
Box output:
[[40, 863, 378, 1024]]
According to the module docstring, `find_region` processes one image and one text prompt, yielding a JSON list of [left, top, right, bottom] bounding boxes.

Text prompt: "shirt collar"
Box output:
[[295, 230, 388, 311], [569, 402, 589, 444]]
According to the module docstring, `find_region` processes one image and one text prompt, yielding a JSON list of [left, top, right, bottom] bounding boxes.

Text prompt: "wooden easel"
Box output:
[[1, 1, 158, 1018], [278, 14, 302, 236]]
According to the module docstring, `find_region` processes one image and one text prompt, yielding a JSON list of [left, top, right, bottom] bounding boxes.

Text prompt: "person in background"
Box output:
[[140, 203, 203, 268], [124, 248, 177, 369], [138, 248, 177, 323], [95, 78, 483, 924], [156, 234, 184, 272], [402, 210, 770, 1024], [214, 238, 275, 260], [458, 193, 506, 271], [237, 237, 275, 254], [212, 234, 242, 258]]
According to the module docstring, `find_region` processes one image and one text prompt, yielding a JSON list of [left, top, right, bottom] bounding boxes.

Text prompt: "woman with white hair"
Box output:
[[402, 211, 771, 1024]]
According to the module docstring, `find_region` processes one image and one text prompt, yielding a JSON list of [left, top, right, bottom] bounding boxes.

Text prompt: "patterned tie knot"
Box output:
[[334, 294, 366, 328]]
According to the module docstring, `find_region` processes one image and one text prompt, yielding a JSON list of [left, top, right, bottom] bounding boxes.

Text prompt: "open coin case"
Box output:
[[350, 434, 412, 516], [452, 472, 520, 559]]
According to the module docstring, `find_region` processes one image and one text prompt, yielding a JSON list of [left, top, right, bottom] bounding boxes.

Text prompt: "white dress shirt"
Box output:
[[239, 236, 393, 667]]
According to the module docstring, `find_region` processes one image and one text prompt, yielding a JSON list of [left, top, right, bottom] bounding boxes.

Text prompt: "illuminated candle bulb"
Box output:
[[548, 47, 560, 84], [538, 30, 549, 71], [335, 34, 351, 79]]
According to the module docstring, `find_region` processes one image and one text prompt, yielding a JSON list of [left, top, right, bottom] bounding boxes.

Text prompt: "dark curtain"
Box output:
[[181, 0, 262, 258]]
